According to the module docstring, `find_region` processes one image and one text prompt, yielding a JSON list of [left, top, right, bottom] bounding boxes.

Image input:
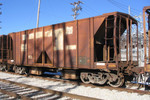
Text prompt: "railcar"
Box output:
[[0, 12, 139, 87], [133, 6, 150, 85]]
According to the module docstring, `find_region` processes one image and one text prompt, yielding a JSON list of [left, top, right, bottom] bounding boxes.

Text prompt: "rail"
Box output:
[[0, 78, 99, 100]]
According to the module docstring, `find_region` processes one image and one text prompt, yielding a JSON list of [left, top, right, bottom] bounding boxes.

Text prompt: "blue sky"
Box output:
[[0, 0, 149, 35]]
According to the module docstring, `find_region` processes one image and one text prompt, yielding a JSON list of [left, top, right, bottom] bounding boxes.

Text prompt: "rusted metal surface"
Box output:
[[143, 6, 150, 72], [0, 35, 13, 64], [113, 15, 118, 68], [118, 16, 121, 61], [4, 12, 137, 74], [130, 20, 133, 64], [126, 18, 129, 64]]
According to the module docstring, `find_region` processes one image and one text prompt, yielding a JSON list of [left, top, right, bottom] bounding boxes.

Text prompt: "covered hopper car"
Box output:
[[0, 12, 140, 87]]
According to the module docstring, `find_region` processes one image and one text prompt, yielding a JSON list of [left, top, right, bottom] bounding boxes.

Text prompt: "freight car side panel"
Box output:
[[64, 21, 77, 68], [36, 27, 43, 64], [21, 31, 27, 65], [8, 33, 15, 63], [15, 32, 21, 65], [78, 19, 90, 68], [44, 26, 53, 65], [27, 29, 35, 65], [53, 24, 64, 67], [10, 15, 105, 69], [93, 16, 105, 34]]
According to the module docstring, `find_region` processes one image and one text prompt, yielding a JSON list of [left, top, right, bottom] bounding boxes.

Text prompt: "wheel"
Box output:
[[80, 72, 90, 84], [0, 64, 8, 72], [97, 73, 108, 85], [0, 64, 2, 71], [3, 65, 8, 72], [108, 73, 124, 87], [15, 67, 27, 75]]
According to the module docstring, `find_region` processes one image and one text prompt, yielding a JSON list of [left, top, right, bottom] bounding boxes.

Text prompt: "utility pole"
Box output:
[[36, 0, 41, 28], [70, 1, 83, 20], [128, 5, 130, 15]]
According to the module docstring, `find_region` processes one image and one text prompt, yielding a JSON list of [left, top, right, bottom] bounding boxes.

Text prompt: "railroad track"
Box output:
[[0, 91, 15, 100], [30, 74, 150, 95], [0, 78, 98, 100], [1, 71, 150, 96]]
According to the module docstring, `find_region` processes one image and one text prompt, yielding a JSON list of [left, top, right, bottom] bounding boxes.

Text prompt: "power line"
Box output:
[[81, 0, 100, 15], [107, 0, 128, 12], [109, 0, 140, 12], [107, 0, 139, 16]]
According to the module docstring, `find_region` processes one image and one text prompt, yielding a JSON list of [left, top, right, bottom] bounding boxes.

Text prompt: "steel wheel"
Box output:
[[97, 73, 108, 85], [0, 64, 3, 71], [108, 74, 124, 87], [80, 72, 90, 84], [14, 67, 26, 75], [0, 65, 8, 72]]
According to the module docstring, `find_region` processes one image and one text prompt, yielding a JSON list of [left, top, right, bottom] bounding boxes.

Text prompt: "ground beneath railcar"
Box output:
[[0, 72, 150, 100]]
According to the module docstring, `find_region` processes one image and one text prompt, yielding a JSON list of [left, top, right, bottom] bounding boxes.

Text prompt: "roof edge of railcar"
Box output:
[[8, 11, 137, 35]]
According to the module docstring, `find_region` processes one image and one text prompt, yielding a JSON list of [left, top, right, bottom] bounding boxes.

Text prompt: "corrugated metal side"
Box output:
[[8, 15, 106, 69], [8, 33, 15, 61], [20, 31, 27, 65], [64, 21, 77, 68], [76, 16, 105, 69], [53, 24, 64, 67], [8, 33, 15, 64], [93, 16, 105, 34], [27, 29, 35, 65], [15, 32, 21, 65], [78, 19, 90, 68], [44, 26, 53, 65], [35, 27, 43, 63]]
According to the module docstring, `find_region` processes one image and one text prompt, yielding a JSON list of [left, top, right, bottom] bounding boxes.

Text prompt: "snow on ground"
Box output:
[[0, 72, 150, 100]]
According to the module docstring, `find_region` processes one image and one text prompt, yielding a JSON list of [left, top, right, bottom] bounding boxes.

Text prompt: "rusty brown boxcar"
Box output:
[[0, 12, 139, 87]]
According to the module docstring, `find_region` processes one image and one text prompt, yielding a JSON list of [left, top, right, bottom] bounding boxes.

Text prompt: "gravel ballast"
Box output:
[[0, 72, 150, 100]]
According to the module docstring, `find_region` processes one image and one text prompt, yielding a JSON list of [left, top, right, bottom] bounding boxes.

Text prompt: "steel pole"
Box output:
[[36, 0, 41, 28]]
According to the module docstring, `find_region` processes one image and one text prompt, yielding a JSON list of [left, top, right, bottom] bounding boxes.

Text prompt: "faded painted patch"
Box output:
[[28, 55, 33, 59], [66, 45, 76, 50], [54, 28, 64, 50], [36, 31, 43, 39], [45, 29, 52, 37], [22, 34, 26, 41], [66, 26, 73, 35], [21, 44, 27, 51], [29, 33, 34, 39]]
